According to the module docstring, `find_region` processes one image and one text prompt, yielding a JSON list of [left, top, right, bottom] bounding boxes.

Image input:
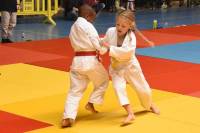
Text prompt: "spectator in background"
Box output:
[[84, 0, 105, 13], [121, 0, 128, 9], [0, 0, 22, 43], [106, 0, 115, 12], [126, 0, 135, 11], [149, 0, 163, 9], [63, 0, 83, 21]]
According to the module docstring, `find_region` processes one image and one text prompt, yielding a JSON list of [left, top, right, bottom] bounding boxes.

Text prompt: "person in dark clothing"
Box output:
[[84, 0, 105, 13], [63, 0, 83, 21], [0, 0, 21, 43]]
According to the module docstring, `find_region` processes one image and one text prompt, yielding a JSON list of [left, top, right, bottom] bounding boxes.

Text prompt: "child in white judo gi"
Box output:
[[61, 4, 109, 128], [102, 9, 160, 125]]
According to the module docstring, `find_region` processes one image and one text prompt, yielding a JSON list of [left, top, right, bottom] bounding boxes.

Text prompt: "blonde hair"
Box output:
[[117, 9, 135, 31]]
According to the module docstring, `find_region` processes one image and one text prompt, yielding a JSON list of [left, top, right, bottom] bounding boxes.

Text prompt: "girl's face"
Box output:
[[116, 16, 132, 37]]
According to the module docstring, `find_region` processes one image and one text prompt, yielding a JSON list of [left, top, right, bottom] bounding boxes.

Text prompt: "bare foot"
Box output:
[[122, 113, 135, 125], [61, 118, 74, 128], [150, 103, 160, 115], [85, 103, 98, 113]]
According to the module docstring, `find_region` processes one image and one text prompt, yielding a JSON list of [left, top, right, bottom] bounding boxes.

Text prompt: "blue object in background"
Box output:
[[12, 7, 200, 41], [136, 40, 200, 64]]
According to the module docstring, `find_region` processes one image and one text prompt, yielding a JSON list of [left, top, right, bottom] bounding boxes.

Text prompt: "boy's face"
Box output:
[[86, 12, 96, 23], [116, 16, 132, 37]]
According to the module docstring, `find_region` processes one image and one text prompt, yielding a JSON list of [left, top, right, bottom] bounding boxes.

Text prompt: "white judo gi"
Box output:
[[103, 27, 152, 110], [63, 17, 109, 120]]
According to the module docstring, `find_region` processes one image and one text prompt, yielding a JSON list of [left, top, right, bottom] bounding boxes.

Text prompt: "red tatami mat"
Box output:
[[28, 57, 72, 72], [0, 45, 65, 65], [136, 24, 200, 48], [5, 38, 73, 56], [137, 55, 200, 98], [152, 24, 200, 37], [5, 25, 200, 54], [136, 30, 200, 48], [0, 110, 51, 133], [1, 25, 200, 98]]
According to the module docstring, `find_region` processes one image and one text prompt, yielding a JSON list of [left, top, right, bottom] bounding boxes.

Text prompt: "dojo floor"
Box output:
[[1, 7, 200, 133]]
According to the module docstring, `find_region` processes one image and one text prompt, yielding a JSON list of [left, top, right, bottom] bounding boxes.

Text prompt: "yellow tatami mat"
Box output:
[[1, 64, 200, 133], [0, 63, 69, 105]]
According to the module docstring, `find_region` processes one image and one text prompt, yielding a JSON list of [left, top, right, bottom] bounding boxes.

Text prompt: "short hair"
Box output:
[[78, 4, 96, 18]]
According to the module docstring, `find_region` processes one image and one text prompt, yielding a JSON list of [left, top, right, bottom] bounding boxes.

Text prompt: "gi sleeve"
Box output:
[[109, 32, 136, 61], [86, 24, 107, 55]]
